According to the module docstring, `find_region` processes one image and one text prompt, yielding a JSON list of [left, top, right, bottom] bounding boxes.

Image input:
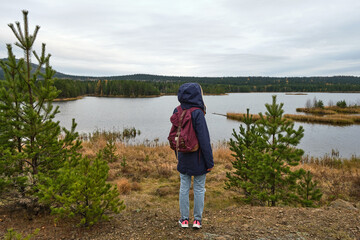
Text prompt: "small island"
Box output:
[[227, 100, 360, 126]]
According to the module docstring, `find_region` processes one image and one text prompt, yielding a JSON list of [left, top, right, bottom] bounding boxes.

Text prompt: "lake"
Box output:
[[54, 92, 360, 158]]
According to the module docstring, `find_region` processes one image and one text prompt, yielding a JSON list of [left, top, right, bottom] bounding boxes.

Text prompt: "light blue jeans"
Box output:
[[179, 173, 206, 221]]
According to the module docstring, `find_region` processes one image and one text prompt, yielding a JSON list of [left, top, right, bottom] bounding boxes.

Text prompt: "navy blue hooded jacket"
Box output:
[[174, 83, 214, 176]]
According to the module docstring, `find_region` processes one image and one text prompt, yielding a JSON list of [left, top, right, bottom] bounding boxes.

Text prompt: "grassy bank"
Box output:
[[53, 95, 85, 101], [226, 112, 261, 122], [81, 137, 238, 210], [296, 106, 360, 115], [80, 136, 360, 206], [227, 112, 360, 125], [283, 113, 360, 125]]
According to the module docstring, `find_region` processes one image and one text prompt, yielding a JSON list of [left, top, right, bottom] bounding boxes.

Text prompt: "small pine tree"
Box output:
[[0, 10, 81, 206], [316, 100, 324, 108], [1, 11, 125, 225], [296, 171, 322, 207], [3, 228, 39, 240], [101, 139, 118, 163], [226, 95, 307, 206], [38, 152, 125, 227], [225, 109, 261, 202], [336, 100, 347, 108]]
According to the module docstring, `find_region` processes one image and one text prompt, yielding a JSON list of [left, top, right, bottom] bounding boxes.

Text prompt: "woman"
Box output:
[[172, 83, 214, 229]]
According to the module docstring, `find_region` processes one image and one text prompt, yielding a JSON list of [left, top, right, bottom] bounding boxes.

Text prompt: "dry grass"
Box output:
[[228, 105, 360, 126], [297, 164, 360, 202], [283, 114, 357, 125], [298, 155, 360, 202], [116, 178, 142, 195], [227, 112, 261, 122], [296, 107, 337, 115], [116, 178, 132, 195], [227, 112, 359, 125], [297, 106, 360, 114], [156, 163, 174, 178], [290, 106, 360, 125], [330, 106, 360, 114], [131, 182, 142, 192], [80, 136, 360, 210]]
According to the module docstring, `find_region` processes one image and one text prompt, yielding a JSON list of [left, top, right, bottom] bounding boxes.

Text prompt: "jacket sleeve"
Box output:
[[192, 110, 214, 170]]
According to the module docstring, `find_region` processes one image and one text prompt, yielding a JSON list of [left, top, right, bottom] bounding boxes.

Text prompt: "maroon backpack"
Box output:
[[168, 106, 200, 154]]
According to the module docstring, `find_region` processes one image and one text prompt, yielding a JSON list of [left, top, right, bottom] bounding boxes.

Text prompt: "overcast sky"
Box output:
[[1, 0, 360, 77]]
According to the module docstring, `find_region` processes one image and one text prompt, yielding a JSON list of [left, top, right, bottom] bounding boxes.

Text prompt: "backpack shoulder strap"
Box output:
[[188, 107, 205, 115], [176, 105, 183, 113], [175, 106, 187, 159]]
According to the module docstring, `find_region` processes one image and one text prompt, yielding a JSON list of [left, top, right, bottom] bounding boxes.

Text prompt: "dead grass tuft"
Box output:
[[108, 169, 121, 181], [117, 178, 132, 195], [213, 147, 234, 164], [224, 164, 232, 170], [131, 182, 142, 192], [349, 170, 360, 199], [156, 163, 175, 178], [227, 112, 261, 122], [155, 186, 177, 197]]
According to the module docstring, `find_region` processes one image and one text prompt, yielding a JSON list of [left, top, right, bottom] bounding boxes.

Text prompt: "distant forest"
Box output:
[[1, 61, 360, 98], [52, 75, 360, 98]]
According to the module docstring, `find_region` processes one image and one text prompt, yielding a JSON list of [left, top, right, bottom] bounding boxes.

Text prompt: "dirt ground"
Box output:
[[1, 200, 359, 240], [1, 143, 360, 240]]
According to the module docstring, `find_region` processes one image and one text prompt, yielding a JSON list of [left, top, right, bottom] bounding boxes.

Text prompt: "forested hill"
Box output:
[[49, 72, 360, 88], [52, 75, 360, 98], [1, 58, 360, 98]]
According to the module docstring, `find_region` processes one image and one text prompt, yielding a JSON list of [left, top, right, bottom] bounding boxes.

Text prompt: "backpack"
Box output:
[[168, 106, 200, 154]]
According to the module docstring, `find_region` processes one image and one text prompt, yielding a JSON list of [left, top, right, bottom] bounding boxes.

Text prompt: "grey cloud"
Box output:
[[1, 0, 360, 76]]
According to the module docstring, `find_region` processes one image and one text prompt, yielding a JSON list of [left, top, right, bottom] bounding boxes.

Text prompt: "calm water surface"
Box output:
[[54, 93, 360, 158]]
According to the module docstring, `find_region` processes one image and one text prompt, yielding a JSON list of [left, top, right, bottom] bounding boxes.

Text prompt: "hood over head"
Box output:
[[177, 83, 206, 113]]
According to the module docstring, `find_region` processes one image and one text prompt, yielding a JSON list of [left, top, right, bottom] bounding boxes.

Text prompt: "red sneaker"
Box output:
[[193, 220, 202, 229], [178, 218, 189, 228]]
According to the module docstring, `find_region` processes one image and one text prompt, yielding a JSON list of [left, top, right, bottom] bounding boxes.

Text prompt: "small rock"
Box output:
[[243, 224, 250, 229], [329, 199, 358, 210], [203, 232, 232, 240]]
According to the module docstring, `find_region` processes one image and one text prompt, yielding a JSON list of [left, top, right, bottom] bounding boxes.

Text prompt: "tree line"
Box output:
[[2, 63, 360, 98], [53, 79, 161, 98], [48, 75, 360, 98]]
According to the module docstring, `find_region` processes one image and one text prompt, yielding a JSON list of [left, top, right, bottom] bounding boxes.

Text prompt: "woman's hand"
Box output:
[[207, 168, 213, 172]]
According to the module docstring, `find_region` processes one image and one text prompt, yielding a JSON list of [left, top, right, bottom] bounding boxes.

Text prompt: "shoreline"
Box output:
[[53, 93, 228, 101], [53, 96, 85, 102], [54, 91, 360, 102]]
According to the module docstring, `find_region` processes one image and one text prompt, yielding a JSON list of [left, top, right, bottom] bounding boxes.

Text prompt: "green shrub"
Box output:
[[3, 228, 39, 240], [296, 171, 322, 207], [336, 100, 347, 108], [226, 96, 321, 206], [101, 139, 119, 162], [0, 10, 81, 209], [315, 99, 324, 108], [38, 153, 125, 227]]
